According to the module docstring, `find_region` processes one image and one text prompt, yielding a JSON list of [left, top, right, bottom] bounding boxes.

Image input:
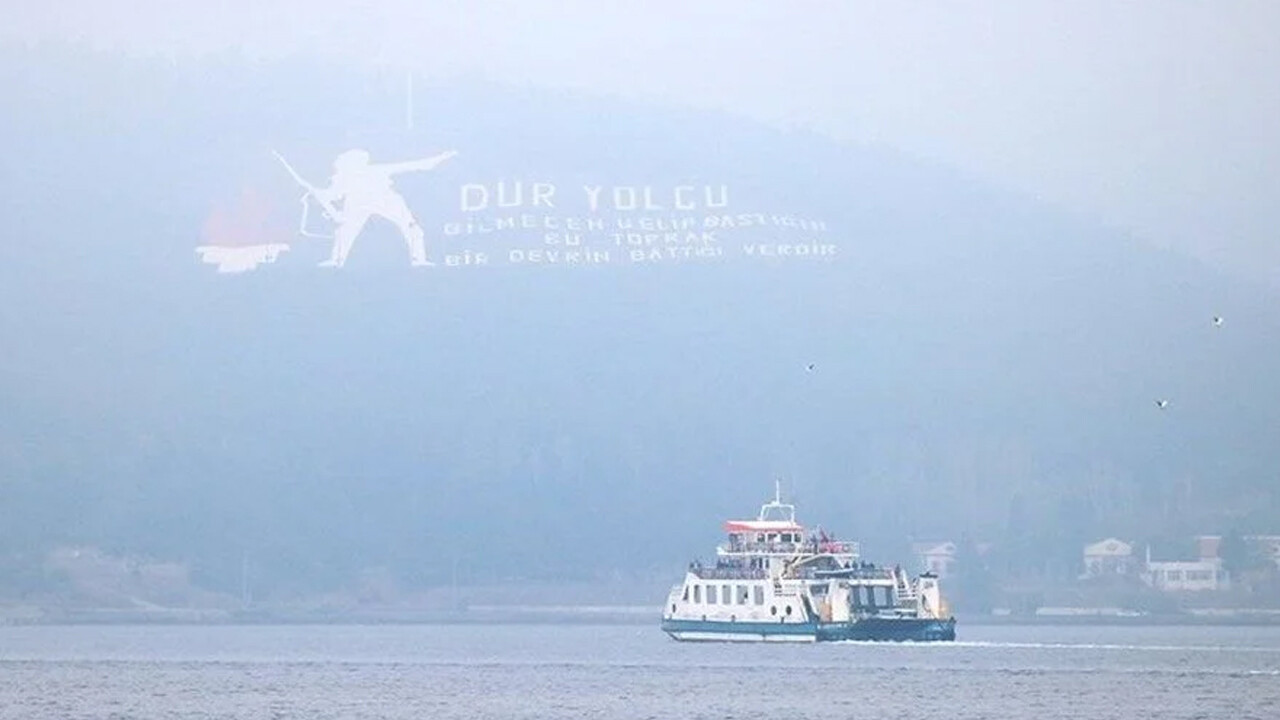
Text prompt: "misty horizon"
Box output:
[[1, 38, 1278, 613]]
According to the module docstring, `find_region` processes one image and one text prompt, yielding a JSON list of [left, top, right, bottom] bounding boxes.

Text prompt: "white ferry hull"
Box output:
[[661, 618, 818, 642], [667, 630, 816, 643], [660, 616, 956, 643]]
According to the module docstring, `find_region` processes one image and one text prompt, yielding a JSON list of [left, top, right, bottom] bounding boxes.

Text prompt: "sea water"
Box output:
[[1, 623, 1276, 719]]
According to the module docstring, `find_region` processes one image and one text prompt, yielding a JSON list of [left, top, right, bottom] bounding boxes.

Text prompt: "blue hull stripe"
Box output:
[[662, 617, 956, 642]]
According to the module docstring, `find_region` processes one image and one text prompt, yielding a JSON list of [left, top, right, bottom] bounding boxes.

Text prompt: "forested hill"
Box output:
[[1, 45, 1278, 597]]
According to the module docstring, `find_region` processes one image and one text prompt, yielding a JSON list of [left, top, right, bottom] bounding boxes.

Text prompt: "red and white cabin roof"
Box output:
[[725, 520, 804, 533]]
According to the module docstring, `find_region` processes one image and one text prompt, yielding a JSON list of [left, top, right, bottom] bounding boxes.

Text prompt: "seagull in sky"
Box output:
[[805, 363, 817, 373], [1155, 399, 1170, 410], [1213, 316, 1224, 327]]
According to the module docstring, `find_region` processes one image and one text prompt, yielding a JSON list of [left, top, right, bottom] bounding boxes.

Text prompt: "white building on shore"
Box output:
[[1247, 535, 1280, 569], [912, 541, 957, 579], [1141, 546, 1229, 592], [1081, 538, 1135, 579]]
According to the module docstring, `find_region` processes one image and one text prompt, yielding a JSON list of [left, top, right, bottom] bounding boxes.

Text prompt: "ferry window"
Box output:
[[682, 586, 689, 602], [785, 605, 792, 616], [707, 585, 717, 604], [722, 585, 731, 605], [694, 585, 701, 603], [737, 586, 748, 605], [770, 605, 777, 616], [753, 586, 764, 605]]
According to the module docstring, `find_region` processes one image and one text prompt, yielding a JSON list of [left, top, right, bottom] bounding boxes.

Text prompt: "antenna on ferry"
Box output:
[[774, 478, 782, 504]]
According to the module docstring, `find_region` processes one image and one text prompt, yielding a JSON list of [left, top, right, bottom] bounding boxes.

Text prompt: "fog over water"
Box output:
[[1, 5, 1278, 614]]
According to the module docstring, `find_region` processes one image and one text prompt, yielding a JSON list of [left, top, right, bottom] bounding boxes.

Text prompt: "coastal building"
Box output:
[[1194, 535, 1222, 561], [912, 541, 956, 579], [1246, 535, 1280, 569], [1141, 546, 1228, 592], [1081, 538, 1135, 578], [1143, 559, 1228, 591]]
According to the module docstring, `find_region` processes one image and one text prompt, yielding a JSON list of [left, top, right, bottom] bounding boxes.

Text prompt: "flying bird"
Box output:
[[1155, 399, 1170, 409], [805, 363, 817, 373], [1213, 316, 1224, 327]]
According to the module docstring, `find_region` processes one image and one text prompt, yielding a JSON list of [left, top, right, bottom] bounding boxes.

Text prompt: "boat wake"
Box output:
[[832, 639, 1280, 654]]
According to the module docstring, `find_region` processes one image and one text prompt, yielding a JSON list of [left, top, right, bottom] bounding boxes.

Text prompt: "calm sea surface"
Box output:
[[1, 622, 1277, 719]]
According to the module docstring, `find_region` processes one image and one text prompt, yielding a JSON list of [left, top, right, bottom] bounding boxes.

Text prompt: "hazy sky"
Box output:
[[7, 1, 1280, 283]]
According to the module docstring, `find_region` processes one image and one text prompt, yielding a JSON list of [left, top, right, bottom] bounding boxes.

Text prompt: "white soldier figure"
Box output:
[[307, 148, 457, 268]]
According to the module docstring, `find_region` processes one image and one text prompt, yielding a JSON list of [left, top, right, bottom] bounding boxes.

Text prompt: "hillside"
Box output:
[[2, 45, 1278, 600]]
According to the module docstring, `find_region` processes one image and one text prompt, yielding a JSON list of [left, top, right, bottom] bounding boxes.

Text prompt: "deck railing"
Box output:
[[686, 565, 896, 582], [717, 541, 862, 556], [688, 567, 768, 580]]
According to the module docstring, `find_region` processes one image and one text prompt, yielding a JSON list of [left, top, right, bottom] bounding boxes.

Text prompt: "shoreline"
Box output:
[[5, 605, 1280, 628]]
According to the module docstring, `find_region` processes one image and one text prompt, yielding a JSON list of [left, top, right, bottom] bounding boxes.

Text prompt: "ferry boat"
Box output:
[[661, 483, 957, 643]]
